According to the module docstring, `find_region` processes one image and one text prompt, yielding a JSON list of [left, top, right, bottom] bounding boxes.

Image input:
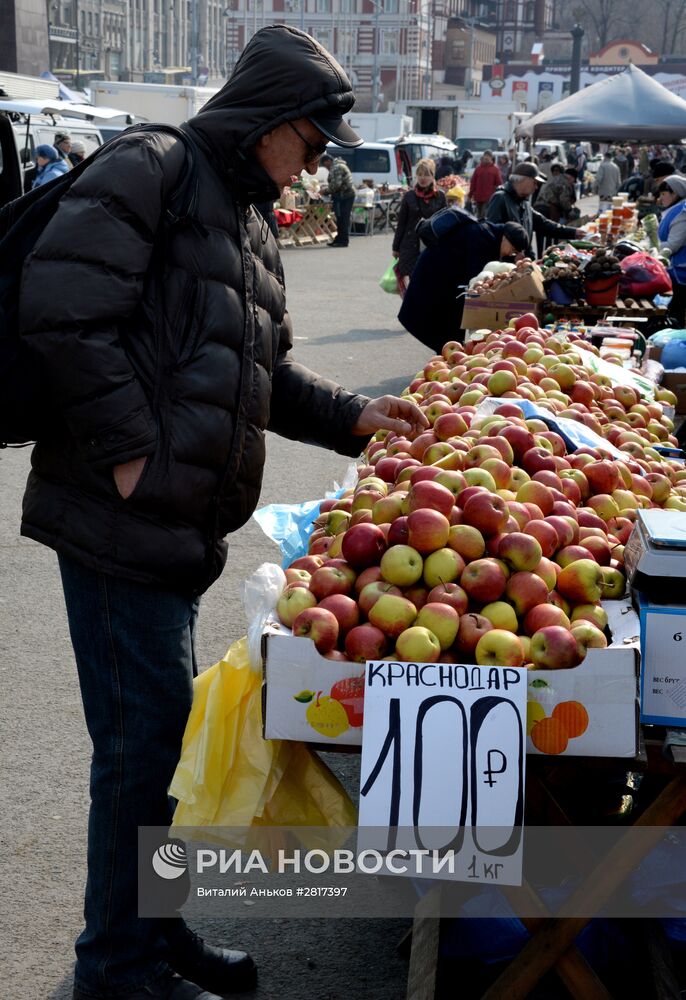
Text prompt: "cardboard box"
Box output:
[[636, 592, 686, 726], [462, 264, 546, 332], [659, 372, 686, 414], [526, 599, 640, 758], [461, 298, 541, 333], [262, 600, 640, 757]]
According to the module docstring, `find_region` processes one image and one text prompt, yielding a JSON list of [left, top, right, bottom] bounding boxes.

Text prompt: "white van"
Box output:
[[317, 141, 403, 188]]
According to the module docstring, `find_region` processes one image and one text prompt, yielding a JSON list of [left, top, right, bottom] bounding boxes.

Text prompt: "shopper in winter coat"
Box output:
[[31, 144, 70, 188], [18, 26, 427, 1000], [658, 173, 686, 324], [468, 150, 502, 218], [321, 152, 356, 246], [398, 210, 529, 350], [485, 162, 583, 254], [392, 157, 446, 282], [596, 151, 622, 211], [534, 162, 576, 222]]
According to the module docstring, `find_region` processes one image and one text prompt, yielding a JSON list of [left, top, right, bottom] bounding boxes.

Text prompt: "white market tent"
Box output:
[[515, 64, 686, 142]]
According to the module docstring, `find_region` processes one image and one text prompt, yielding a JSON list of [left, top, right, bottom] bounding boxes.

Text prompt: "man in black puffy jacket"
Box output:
[[18, 26, 426, 1000]]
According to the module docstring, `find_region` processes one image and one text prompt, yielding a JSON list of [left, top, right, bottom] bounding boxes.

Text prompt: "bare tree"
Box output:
[[571, 0, 630, 49], [654, 0, 686, 54]]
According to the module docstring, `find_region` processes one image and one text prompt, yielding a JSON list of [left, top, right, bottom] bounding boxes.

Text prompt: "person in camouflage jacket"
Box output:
[[323, 153, 356, 246]]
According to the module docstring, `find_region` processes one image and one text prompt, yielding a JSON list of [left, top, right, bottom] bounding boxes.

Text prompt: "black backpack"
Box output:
[[0, 123, 199, 447]]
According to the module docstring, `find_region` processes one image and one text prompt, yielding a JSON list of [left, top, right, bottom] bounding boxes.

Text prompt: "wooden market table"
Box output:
[[405, 734, 686, 1000], [544, 297, 669, 328], [277, 203, 337, 248]]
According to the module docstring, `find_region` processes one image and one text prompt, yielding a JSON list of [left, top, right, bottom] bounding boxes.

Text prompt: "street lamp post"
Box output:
[[74, 0, 80, 88], [190, 0, 199, 83]]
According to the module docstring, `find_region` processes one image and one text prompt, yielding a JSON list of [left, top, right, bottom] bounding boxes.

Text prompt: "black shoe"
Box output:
[[328, 241, 348, 247], [166, 927, 257, 995], [74, 972, 225, 999]]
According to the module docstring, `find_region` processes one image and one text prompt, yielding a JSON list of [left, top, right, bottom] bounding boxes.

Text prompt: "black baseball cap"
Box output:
[[306, 113, 363, 148], [511, 161, 547, 183]]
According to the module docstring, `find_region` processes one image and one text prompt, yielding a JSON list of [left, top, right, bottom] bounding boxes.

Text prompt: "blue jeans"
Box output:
[[332, 194, 354, 245], [58, 555, 199, 996]]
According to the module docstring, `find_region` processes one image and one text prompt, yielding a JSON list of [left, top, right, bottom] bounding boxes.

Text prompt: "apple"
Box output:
[[276, 585, 317, 627], [523, 519, 559, 559], [309, 566, 354, 600], [530, 625, 583, 669], [406, 508, 451, 554], [354, 566, 383, 594], [402, 583, 430, 611], [582, 535, 612, 566], [387, 515, 410, 546], [571, 621, 608, 653], [341, 522, 387, 569], [345, 623, 389, 662], [462, 492, 509, 536], [480, 601, 518, 632], [461, 558, 508, 603], [587, 494, 620, 522], [407, 480, 455, 519], [506, 571, 550, 618], [433, 412, 469, 441], [455, 612, 493, 655], [380, 545, 424, 587], [601, 565, 626, 599], [372, 493, 407, 525], [318, 594, 360, 635], [416, 602, 460, 650], [395, 626, 442, 663], [524, 603, 571, 635], [427, 582, 469, 616], [292, 607, 339, 655], [585, 461, 621, 496], [572, 604, 607, 632], [284, 568, 312, 588], [417, 534, 466, 584], [497, 532, 543, 573], [358, 581, 403, 617], [544, 515, 576, 549], [513, 312, 540, 330], [475, 629, 524, 667], [447, 523, 486, 561], [368, 593, 418, 638], [555, 544, 595, 569], [556, 559, 604, 604], [290, 555, 324, 574], [516, 481, 555, 515], [497, 424, 536, 461], [434, 469, 467, 499]]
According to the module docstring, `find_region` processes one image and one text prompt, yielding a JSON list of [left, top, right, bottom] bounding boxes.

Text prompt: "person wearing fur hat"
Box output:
[[32, 144, 70, 188]]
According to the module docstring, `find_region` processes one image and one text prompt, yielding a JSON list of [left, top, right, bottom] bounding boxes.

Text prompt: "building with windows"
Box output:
[[42, 0, 498, 109], [1, 0, 49, 78], [494, 0, 553, 61]]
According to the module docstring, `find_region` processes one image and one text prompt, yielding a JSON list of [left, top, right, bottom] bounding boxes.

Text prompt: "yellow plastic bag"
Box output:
[[169, 635, 357, 842]]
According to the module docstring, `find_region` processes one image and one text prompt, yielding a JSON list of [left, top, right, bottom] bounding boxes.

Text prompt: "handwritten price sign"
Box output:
[[358, 661, 527, 886]]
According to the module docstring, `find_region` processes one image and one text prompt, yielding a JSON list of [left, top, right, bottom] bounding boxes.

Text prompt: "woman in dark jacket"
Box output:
[[392, 157, 446, 286]]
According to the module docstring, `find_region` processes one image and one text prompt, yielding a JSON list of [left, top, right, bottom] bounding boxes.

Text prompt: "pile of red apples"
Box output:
[[276, 314, 685, 671]]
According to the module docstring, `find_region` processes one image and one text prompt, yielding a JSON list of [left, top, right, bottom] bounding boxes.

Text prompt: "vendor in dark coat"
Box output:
[[485, 161, 584, 253], [398, 210, 529, 351]]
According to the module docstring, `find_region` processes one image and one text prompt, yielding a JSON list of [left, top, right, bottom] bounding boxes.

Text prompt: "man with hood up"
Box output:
[[18, 26, 427, 1000]]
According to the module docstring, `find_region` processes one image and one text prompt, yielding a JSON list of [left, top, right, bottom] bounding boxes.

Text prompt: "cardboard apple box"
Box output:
[[262, 600, 640, 757], [462, 264, 545, 331]]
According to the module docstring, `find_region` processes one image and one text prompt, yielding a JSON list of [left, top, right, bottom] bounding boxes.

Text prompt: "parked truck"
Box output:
[[393, 100, 530, 151], [341, 112, 413, 142], [0, 70, 60, 101], [91, 80, 218, 126]]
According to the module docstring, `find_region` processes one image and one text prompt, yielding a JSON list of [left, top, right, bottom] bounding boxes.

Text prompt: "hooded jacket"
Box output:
[[19, 26, 369, 596], [658, 174, 686, 284]]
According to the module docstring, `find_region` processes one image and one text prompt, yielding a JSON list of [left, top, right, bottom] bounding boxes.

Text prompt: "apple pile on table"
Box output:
[[275, 312, 685, 671]]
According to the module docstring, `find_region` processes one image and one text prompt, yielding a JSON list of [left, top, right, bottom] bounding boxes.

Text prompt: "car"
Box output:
[[317, 141, 405, 188]]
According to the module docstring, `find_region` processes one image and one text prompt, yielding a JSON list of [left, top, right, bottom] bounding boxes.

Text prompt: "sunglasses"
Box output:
[[287, 121, 329, 164]]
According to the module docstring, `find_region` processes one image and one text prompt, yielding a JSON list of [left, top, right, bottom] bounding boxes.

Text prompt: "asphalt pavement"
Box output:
[[0, 230, 432, 1000]]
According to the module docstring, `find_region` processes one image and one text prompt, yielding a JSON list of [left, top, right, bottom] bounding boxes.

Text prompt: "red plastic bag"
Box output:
[[619, 252, 672, 298]]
